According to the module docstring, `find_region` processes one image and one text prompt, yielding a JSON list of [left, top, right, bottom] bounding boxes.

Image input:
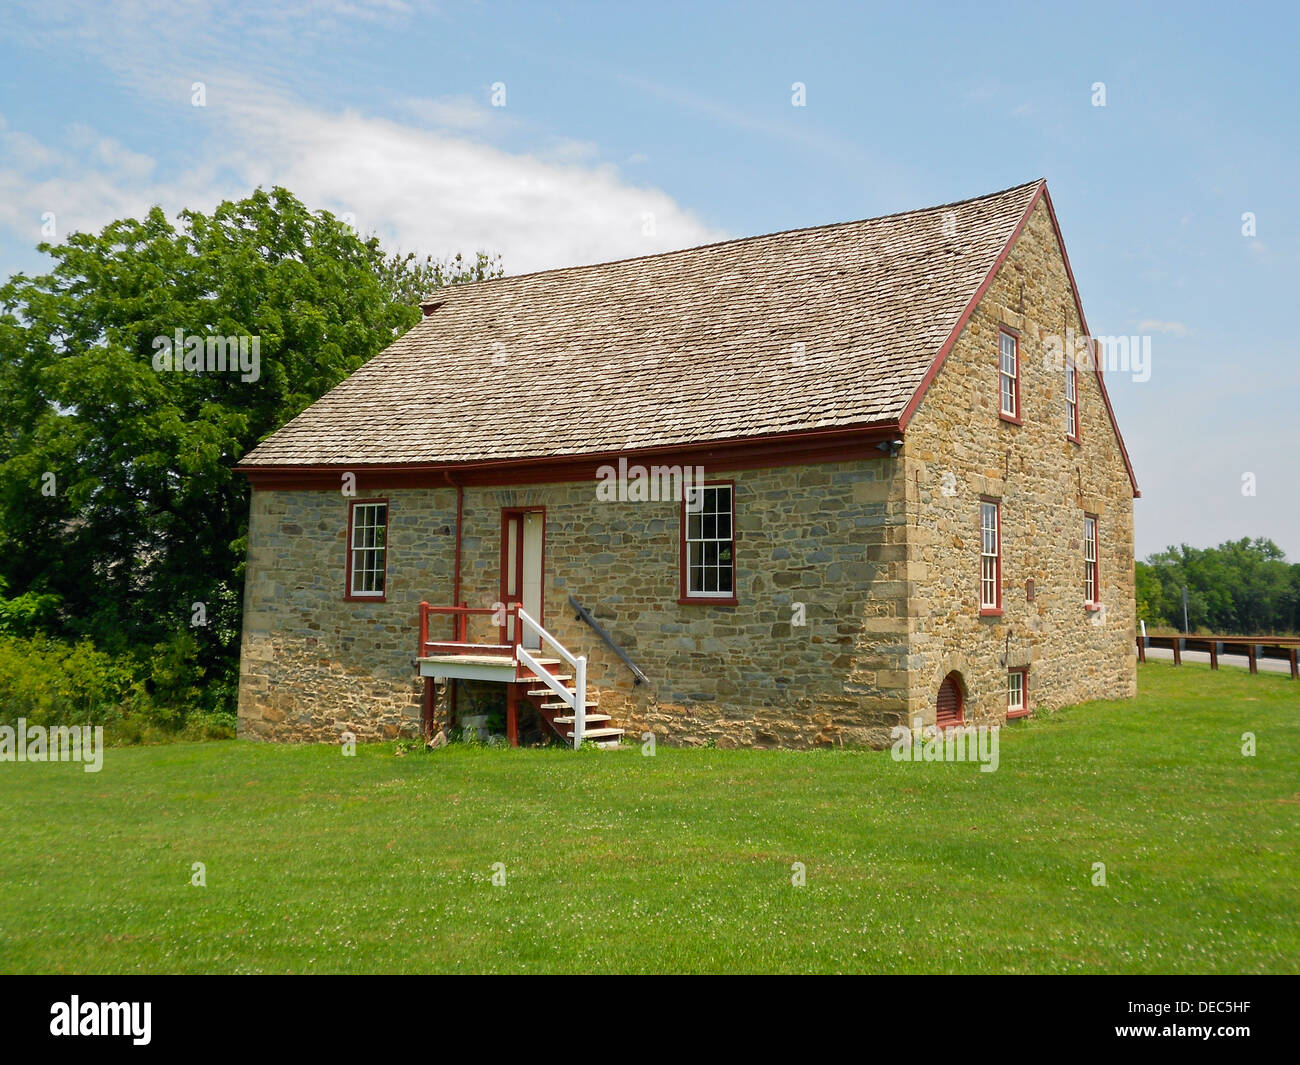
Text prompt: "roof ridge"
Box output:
[[419, 178, 1046, 304]]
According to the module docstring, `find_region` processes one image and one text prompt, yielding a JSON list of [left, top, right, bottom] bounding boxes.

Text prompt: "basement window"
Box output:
[[1007, 669, 1029, 718], [347, 499, 388, 600], [680, 482, 736, 604]]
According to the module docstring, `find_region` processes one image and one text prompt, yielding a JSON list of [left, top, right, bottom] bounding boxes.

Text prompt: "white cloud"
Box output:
[[1136, 319, 1191, 335], [0, 4, 724, 276]]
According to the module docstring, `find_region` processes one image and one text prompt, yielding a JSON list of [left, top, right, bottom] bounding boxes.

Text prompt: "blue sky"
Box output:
[[1, 0, 1296, 558]]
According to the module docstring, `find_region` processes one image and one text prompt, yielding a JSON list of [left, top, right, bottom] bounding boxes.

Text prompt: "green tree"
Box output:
[[1141, 538, 1296, 635], [0, 187, 500, 711]]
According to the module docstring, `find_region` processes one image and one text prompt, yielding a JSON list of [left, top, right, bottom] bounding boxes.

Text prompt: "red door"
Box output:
[[937, 673, 964, 729]]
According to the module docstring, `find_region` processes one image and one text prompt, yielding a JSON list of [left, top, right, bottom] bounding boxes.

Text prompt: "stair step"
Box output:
[[553, 714, 611, 725], [565, 727, 625, 740], [540, 700, 599, 711], [516, 674, 572, 685], [526, 687, 578, 697]]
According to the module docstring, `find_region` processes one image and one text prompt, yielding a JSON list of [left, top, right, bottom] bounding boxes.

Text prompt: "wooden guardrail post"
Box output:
[[1291, 647, 1299, 681], [1173, 638, 1182, 666], [1249, 644, 1258, 675], [1209, 641, 1219, 670]]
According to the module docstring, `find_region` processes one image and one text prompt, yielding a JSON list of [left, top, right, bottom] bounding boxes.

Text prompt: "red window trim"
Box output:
[[1065, 355, 1082, 445], [1084, 512, 1100, 608], [979, 495, 1003, 616], [344, 497, 389, 602], [998, 328, 1023, 426], [1006, 667, 1030, 719], [678, 479, 738, 606]]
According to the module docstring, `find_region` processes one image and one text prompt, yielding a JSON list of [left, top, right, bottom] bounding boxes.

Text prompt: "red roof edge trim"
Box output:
[[898, 180, 1139, 499]]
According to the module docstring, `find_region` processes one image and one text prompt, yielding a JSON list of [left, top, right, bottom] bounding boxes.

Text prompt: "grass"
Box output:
[[1, 661, 1296, 974]]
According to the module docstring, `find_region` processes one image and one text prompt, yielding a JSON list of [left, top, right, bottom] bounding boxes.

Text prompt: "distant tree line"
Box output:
[[1136, 538, 1299, 635]]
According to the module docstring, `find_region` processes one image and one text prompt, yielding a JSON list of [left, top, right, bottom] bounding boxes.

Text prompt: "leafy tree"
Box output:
[[1140, 538, 1296, 635], [0, 187, 500, 712]]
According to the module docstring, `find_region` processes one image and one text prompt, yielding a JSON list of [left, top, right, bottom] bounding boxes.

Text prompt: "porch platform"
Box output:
[[418, 650, 561, 683]]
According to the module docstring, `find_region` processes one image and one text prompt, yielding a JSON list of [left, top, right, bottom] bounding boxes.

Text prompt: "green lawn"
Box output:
[[1, 661, 1296, 974]]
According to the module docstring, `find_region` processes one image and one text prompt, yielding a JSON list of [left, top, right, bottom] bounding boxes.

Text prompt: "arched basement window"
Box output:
[[937, 673, 965, 729]]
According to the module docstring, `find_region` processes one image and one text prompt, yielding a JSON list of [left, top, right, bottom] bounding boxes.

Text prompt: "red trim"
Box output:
[[1039, 188, 1139, 497], [680, 479, 737, 604], [998, 328, 1022, 425], [897, 180, 1139, 498], [1006, 667, 1030, 719], [936, 672, 965, 729], [344, 497, 388, 602], [979, 496, 1002, 616], [235, 423, 901, 491], [499, 507, 545, 643]]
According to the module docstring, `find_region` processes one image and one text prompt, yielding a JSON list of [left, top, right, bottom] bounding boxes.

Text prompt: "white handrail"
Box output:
[[516, 607, 586, 749]]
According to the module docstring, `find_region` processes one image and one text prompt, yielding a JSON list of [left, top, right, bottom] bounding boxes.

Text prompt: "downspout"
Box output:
[[444, 471, 464, 730]]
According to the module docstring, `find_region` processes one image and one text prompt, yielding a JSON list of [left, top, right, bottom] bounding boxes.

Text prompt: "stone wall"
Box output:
[[237, 458, 911, 747], [237, 487, 458, 742], [237, 203, 1138, 747], [901, 198, 1138, 727]]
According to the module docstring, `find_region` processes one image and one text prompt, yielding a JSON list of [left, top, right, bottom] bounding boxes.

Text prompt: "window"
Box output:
[[1084, 514, 1098, 606], [1007, 669, 1028, 718], [347, 500, 388, 599], [937, 672, 964, 729], [999, 330, 1020, 422], [681, 483, 735, 602], [1065, 358, 1079, 440], [980, 499, 1001, 614]]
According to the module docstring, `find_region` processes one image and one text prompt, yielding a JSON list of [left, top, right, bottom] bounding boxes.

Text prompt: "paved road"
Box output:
[[1143, 645, 1295, 676]]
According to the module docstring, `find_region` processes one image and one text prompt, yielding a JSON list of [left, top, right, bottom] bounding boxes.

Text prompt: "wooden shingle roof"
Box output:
[[240, 179, 1045, 468]]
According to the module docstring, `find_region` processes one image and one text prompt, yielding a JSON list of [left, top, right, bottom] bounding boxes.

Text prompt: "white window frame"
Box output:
[[980, 499, 1001, 612], [684, 483, 735, 600], [1008, 670, 1025, 713], [349, 501, 388, 598], [999, 331, 1019, 419], [1084, 514, 1098, 605], [1065, 357, 1078, 438]]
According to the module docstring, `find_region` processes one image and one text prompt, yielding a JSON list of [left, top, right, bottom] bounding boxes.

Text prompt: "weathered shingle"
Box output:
[[240, 179, 1043, 467]]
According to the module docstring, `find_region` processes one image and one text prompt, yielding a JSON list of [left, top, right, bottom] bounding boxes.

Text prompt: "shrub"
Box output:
[[0, 633, 234, 742]]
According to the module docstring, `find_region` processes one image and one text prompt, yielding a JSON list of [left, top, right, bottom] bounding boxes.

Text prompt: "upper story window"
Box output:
[[1084, 514, 1098, 606], [980, 498, 1002, 614], [347, 500, 388, 599], [681, 483, 736, 603], [999, 330, 1020, 422], [1065, 358, 1080, 441]]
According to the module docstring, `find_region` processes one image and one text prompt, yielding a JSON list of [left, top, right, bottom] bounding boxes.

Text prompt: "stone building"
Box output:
[[234, 179, 1139, 748]]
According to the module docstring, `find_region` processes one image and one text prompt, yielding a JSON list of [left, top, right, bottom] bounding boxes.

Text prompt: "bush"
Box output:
[[0, 634, 234, 742], [0, 636, 134, 728]]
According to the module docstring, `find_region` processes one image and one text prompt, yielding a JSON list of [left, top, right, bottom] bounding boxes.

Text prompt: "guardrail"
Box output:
[[1138, 633, 1299, 679], [516, 607, 588, 748]]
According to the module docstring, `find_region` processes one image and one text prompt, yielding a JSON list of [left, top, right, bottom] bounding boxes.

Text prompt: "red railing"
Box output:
[[418, 601, 521, 658]]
